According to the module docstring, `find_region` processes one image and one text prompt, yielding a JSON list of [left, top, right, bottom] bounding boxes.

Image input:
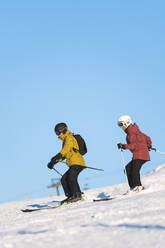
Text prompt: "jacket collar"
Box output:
[[59, 129, 71, 141], [125, 123, 139, 134]]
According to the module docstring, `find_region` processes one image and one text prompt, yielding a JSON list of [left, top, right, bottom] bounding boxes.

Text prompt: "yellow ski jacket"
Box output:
[[59, 129, 86, 167]]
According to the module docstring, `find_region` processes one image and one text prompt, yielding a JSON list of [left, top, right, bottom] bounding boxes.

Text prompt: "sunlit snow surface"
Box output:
[[0, 164, 165, 248]]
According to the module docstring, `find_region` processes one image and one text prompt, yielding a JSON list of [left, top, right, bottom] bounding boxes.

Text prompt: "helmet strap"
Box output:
[[122, 124, 127, 131]]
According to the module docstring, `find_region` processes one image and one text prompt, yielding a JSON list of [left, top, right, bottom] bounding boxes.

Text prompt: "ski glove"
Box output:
[[47, 162, 54, 169], [117, 143, 125, 150], [148, 145, 152, 151], [47, 153, 63, 169]]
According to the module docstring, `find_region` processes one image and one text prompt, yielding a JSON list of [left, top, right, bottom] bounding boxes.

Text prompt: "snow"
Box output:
[[1, 164, 165, 248]]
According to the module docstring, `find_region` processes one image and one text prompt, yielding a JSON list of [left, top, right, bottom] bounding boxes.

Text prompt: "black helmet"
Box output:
[[54, 123, 67, 135]]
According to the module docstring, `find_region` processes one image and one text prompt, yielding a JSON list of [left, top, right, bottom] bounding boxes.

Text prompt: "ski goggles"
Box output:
[[55, 129, 65, 136], [55, 130, 61, 136], [118, 122, 124, 127]]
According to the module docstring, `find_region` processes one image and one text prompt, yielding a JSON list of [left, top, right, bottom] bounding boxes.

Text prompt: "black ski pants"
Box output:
[[61, 165, 84, 197], [125, 159, 147, 189]]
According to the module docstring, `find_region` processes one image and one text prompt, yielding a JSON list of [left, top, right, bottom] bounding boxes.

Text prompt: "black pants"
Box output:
[[61, 165, 84, 197], [125, 159, 147, 189]]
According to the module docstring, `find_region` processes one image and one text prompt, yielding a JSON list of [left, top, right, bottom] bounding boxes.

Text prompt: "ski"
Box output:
[[21, 198, 85, 212], [93, 188, 146, 202], [21, 204, 62, 212]]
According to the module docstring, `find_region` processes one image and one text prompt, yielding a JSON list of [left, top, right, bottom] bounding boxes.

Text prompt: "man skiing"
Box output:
[[47, 123, 86, 203], [117, 115, 152, 193]]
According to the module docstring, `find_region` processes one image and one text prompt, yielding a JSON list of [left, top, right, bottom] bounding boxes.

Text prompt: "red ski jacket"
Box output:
[[123, 123, 152, 161]]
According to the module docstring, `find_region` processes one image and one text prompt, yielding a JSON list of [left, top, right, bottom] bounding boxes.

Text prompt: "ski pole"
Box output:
[[119, 148, 127, 174], [119, 148, 129, 187], [151, 147, 165, 155], [53, 168, 63, 176], [85, 166, 104, 171], [61, 161, 104, 171]]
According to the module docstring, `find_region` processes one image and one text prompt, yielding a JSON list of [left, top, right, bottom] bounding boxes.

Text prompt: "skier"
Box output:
[[47, 123, 86, 203], [117, 115, 152, 193]]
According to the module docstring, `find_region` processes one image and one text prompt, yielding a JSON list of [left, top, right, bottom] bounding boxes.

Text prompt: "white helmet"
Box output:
[[118, 115, 132, 128]]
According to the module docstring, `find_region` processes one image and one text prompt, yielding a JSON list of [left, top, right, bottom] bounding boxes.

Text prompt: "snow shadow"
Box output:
[[118, 224, 165, 230], [28, 201, 60, 208], [28, 204, 50, 208], [97, 192, 110, 199], [81, 223, 165, 231], [18, 229, 48, 235]]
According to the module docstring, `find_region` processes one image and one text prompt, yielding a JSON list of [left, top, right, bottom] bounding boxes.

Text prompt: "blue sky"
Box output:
[[0, 1, 165, 203]]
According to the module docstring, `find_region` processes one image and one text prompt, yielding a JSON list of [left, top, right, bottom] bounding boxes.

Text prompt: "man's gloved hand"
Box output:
[[47, 162, 54, 170], [47, 153, 63, 169], [117, 143, 125, 150], [47, 158, 58, 169]]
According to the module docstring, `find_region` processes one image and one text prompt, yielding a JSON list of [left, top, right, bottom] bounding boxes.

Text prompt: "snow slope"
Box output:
[[0, 164, 165, 248]]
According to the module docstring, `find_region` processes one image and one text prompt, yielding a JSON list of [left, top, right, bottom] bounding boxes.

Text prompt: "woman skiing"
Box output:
[[117, 115, 152, 193]]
